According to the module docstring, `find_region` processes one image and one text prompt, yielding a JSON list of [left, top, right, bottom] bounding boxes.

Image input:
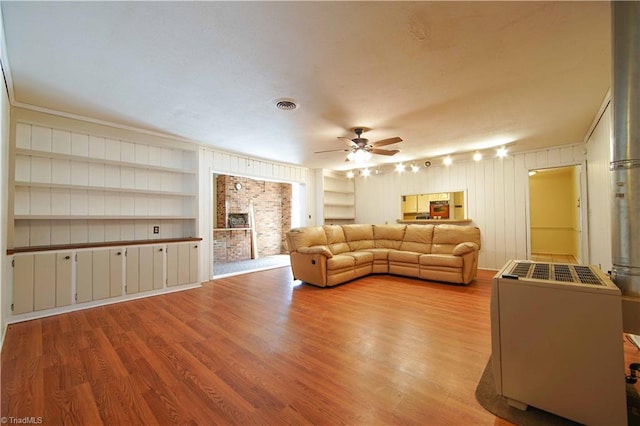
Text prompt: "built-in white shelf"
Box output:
[[319, 170, 355, 224], [14, 215, 196, 220], [14, 148, 196, 174], [12, 122, 199, 248], [14, 181, 197, 197]]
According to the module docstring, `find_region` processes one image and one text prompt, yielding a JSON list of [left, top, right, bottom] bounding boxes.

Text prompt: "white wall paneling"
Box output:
[[586, 103, 612, 272], [354, 144, 586, 270]]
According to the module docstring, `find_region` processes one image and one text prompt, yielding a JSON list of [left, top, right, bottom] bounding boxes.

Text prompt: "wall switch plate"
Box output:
[[153, 226, 160, 234]]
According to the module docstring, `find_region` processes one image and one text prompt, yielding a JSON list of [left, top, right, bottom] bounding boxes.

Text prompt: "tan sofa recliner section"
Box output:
[[286, 223, 481, 287]]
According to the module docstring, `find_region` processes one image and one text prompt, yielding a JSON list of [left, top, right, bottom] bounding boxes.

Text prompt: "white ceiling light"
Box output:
[[361, 168, 371, 177], [346, 170, 355, 179], [443, 156, 453, 166], [473, 152, 483, 161], [410, 163, 420, 173], [497, 147, 508, 158], [395, 163, 405, 173]]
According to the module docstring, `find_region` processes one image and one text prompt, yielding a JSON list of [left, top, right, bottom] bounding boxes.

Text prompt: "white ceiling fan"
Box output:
[[315, 128, 402, 163]]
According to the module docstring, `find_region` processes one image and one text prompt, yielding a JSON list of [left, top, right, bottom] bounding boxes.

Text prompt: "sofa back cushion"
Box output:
[[373, 224, 406, 249], [323, 225, 350, 254], [286, 226, 328, 252], [342, 224, 375, 251], [431, 225, 481, 254], [399, 224, 434, 253]]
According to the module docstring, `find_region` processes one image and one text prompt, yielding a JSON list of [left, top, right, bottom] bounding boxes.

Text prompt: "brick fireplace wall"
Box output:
[[214, 175, 292, 263]]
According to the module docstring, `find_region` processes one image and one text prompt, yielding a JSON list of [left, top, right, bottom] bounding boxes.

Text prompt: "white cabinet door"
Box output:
[[13, 252, 73, 313], [56, 252, 73, 307], [166, 244, 178, 287], [12, 255, 34, 314], [110, 249, 123, 297], [189, 243, 199, 283], [167, 242, 199, 286], [153, 245, 164, 290], [34, 253, 56, 311], [126, 247, 140, 294], [92, 250, 110, 300], [76, 251, 93, 303], [138, 246, 153, 292]]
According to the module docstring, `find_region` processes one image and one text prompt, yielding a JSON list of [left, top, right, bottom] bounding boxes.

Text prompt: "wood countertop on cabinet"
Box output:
[[396, 219, 473, 225]]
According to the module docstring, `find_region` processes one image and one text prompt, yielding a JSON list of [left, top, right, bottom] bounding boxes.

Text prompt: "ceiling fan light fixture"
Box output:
[[351, 149, 371, 164]]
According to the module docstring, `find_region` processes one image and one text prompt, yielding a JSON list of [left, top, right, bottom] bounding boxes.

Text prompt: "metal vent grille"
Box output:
[[508, 262, 604, 286]]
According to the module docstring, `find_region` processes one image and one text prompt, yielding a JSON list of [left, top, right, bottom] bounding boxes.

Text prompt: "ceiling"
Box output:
[[1, 1, 611, 171]]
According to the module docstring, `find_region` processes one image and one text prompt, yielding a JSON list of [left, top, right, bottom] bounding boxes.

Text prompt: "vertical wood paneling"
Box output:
[[89, 136, 106, 159], [71, 133, 89, 157], [586, 105, 612, 271], [50, 220, 70, 245], [31, 126, 52, 152], [52, 129, 71, 154], [354, 144, 585, 270], [16, 123, 31, 149]]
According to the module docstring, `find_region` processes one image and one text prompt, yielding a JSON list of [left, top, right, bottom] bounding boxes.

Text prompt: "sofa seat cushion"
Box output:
[[388, 250, 422, 263], [344, 251, 374, 265], [326, 255, 355, 270], [420, 254, 463, 268]]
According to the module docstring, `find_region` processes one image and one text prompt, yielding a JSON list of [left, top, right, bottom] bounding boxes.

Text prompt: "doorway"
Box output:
[[211, 173, 302, 277], [528, 165, 583, 263]]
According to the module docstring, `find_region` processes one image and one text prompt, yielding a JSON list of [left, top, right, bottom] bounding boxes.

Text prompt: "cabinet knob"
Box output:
[[117, 252, 122, 256], [64, 255, 70, 260], [159, 248, 163, 252], [194, 245, 198, 248]]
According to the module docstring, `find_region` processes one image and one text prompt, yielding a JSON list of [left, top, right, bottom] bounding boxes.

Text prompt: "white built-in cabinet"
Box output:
[[318, 170, 355, 225], [10, 240, 200, 317], [12, 122, 198, 248]]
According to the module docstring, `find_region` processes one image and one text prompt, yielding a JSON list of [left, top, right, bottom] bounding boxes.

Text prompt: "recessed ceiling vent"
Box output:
[[275, 99, 297, 110]]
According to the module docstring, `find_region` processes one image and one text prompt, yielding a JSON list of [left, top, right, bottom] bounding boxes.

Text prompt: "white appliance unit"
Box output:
[[491, 260, 627, 425]]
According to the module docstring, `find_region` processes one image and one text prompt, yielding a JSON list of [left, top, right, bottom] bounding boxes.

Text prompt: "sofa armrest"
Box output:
[[452, 242, 479, 256], [297, 245, 333, 258]]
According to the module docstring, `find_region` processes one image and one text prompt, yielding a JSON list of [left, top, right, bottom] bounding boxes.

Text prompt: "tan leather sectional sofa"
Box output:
[[285, 223, 481, 287]]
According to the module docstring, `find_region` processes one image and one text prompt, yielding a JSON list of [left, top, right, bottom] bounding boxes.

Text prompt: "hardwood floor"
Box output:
[[2, 267, 638, 425]]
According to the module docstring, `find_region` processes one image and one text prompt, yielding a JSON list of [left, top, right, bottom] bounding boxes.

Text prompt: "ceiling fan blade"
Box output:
[[370, 148, 399, 156], [314, 148, 349, 154], [372, 137, 402, 147]]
